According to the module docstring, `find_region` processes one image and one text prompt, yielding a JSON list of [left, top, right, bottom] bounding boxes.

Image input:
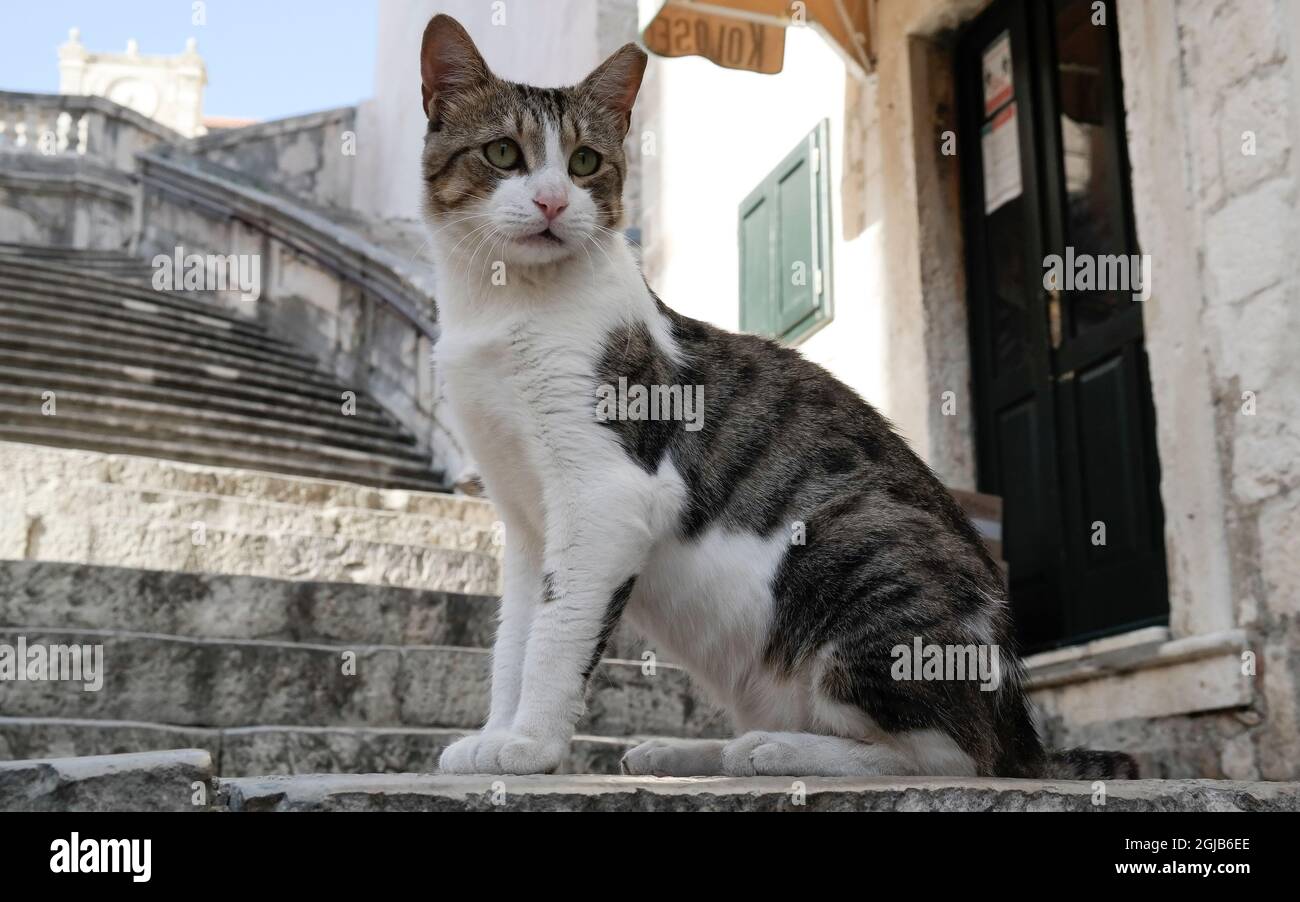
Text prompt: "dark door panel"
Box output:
[[957, 0, 1167, 652]]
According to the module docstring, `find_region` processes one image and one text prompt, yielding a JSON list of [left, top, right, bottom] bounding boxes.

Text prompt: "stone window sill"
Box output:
[[1025, 627, 1252, 724]]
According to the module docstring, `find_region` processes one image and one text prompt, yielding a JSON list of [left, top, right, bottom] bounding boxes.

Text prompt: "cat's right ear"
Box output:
[[420, 15, 490, 125]]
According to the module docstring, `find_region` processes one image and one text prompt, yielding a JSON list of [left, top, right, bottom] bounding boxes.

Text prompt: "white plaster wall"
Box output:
[[640, 25, 888, 410], [354, 0, 604, 222]]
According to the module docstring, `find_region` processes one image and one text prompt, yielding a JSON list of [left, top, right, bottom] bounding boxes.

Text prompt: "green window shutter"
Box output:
[[739, 189, 775, 336], [738, 120, 833, 344]]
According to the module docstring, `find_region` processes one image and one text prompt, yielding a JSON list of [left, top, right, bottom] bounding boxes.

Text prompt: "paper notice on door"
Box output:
[[981, 101, 1022, 215], [982, 31, 1013, 116]]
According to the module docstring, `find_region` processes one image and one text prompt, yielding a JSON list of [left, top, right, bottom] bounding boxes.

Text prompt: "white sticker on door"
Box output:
[[982, 30, 1013, 116], [982, 101, 1022, 214]]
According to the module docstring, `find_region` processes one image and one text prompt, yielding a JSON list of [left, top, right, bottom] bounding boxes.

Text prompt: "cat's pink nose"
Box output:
[[534, 194, 568, 222]]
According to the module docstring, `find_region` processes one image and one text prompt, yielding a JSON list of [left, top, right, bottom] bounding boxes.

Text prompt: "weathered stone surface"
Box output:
[[217, 773, 1300, 813], [0, 748, 213, 812], [0, 629, 726, 737], [18, 517, 499, 595], [0, 560, 498, 647], [0, 716, 218, 763], [0, 242, 444, 490], [219, 726, 634, 777], [29, 481, 498, 554], [4, 440, 496, 523], [0, 717, 636, 776], [0, 559, 654, 661]]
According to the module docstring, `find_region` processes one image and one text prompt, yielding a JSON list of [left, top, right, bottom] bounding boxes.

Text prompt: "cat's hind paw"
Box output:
[[721, 731, 801, 777], [620, 738, 726, 776]]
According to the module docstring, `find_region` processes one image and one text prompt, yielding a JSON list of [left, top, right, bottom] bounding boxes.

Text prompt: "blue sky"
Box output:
[[0, 0, 378, 120]]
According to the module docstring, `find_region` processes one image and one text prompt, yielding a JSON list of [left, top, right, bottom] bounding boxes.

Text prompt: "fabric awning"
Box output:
[[639, 0, 875, 79]]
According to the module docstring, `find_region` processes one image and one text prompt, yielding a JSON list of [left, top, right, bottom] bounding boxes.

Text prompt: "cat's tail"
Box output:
[[1043, 747, 1140, 780]]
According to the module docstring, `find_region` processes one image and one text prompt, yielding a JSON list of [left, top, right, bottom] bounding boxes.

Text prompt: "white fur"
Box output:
[[429, 127, 976, 778]]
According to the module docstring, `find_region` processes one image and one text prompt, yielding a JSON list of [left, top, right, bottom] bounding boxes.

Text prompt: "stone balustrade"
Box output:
[[0, 91, 179, 172]]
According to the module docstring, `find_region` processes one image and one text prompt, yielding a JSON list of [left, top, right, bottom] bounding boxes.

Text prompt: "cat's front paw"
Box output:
[[438, 732, 496, 774], [438, 731, 563, 774]]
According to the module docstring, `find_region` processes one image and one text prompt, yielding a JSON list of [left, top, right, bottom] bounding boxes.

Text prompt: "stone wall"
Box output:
[[0, 153, 133, 250], [1107, 0, 1300, 781], [191, 107, 358, 209]]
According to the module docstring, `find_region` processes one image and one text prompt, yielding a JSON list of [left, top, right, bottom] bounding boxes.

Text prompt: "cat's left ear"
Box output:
[[580, 43, 648, 136]]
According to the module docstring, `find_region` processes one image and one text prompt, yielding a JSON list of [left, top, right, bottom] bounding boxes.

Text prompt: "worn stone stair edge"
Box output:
[[0, 428, 444, 491], [0, 265, 290, 342], [0, 353, 399, 427], [0, 364, 403, 433], [0, 748, 214, 812], [0, 293, 317, 364], [4, 440, 493, 521], [217, 773, 1300, 812], [0, 289, 316, 361], [20, 481, 499, 551], [0, 325, 366, 397], [0, 387, 424, 456], [0, 717, 638, 778]]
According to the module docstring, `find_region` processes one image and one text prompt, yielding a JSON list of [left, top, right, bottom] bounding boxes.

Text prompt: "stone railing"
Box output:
[[0, 91, 180, 172], [189, 106, 358, 210], [134, 144, 444, 456]]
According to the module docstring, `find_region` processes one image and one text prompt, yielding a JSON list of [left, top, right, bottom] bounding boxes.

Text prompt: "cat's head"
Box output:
[[419, 15, 646, 268]]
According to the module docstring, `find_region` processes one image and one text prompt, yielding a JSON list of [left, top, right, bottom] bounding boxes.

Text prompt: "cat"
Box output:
[[419, 14, 1137, 780]]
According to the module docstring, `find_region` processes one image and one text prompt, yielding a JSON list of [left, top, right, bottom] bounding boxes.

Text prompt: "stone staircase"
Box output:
[[0, 243, 443, 491], [0, 441, 721, 779], [0, 242, 728, 792]]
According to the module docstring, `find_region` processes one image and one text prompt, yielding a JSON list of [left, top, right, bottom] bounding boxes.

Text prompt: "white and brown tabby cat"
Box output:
[[420, 14, 1136, 780]]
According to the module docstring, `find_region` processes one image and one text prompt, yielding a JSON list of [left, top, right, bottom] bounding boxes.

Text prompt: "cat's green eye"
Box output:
[[484, 138, 522, 170], [569, 147, 601, 177]]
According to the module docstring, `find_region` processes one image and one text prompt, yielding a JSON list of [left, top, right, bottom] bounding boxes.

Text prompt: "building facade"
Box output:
[[630, 0, 1299, 780], [57, 29, 208, 138]]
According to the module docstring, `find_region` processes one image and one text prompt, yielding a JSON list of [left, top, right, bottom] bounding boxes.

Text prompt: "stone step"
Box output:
[[0, 560, 654, 659], [8, 518, 500, 594], [0, 748, 214, 812], [0, 336, 392, 420], [0, 400, 430, 470], [0, 560, 500, 646], [0, 242, 144, 262], [216, 773, 1300, 812], [0, 287, 316, 363], [0, 295, 323, 373], [22, 482, 498, 555], [0, 351, 398, 429], [0, 385, 421, 459], [5, 442, 492, 523], [0, 316, 363, 397], [0, 423, 444, 492], [0, 255, 284, 336], [0, 629, 727, 737], [0, 717, 635, 777], [0, 259, 287, 345], [0, 364, 410, 440]]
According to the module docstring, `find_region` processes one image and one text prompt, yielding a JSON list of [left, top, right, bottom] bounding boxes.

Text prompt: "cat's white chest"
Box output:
[[436, 314, 600, 531]]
